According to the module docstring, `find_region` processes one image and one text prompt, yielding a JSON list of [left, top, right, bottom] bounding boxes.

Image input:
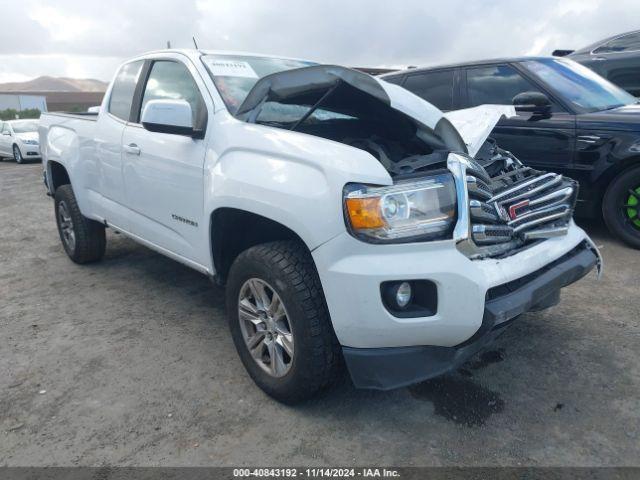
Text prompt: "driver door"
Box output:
[[121, 57, 211, 267], [462, 64, 576, 170]]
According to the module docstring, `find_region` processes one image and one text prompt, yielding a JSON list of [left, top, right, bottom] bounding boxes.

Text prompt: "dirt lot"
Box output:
[[0, 161, 638, 467]]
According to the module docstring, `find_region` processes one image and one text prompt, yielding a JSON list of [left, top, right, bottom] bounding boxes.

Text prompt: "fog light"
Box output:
[[381, 280, 437, 318], [396, 282, 412, 308]]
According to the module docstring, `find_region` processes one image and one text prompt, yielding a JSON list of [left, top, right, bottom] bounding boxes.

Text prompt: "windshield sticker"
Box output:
[[206, 60, 258, 78]]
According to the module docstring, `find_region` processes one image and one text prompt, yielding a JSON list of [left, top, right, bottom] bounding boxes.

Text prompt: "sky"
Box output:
[[1, 0, 639, 83]]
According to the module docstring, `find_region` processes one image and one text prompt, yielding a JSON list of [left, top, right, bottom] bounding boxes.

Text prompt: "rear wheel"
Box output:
[[226, 241, 342, 403], [54, 184, 106, 263], [603, 166, 640, 249], [13, 145, 23, 164]]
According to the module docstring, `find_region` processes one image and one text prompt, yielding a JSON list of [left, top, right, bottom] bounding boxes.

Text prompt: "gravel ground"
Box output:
[[0, 161, 638, 467]]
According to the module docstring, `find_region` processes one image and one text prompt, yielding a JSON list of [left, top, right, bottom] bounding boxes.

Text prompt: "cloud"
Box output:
[[1, 0, 639, 81]]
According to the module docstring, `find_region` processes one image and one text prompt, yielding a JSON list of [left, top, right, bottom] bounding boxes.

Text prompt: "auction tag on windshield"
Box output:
[[205, 60, 258, 78]]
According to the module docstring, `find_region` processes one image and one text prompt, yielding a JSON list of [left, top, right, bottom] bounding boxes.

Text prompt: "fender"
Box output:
[[204, 118, 392, 253]]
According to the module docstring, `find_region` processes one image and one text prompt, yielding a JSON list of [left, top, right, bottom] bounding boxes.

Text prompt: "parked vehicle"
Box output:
[[553, 30, 640, 97], [383, 57, 640, 248], [39, 50, 600, 403], [0, 119, 41, 163]]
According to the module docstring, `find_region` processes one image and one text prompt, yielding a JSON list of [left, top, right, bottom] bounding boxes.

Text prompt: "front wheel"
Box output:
[[603, 166, 640, 249], [13, 145, 23, 164], [54, 184, 106, 263], [226, 241, 342, 403]]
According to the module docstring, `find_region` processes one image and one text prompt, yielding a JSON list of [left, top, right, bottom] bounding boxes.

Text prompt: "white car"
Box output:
[[38, 50, 601, 403], [0, 119, 41, 163]]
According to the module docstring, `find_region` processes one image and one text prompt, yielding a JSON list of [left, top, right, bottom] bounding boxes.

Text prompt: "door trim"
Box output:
[[106, 220, 212, 276]]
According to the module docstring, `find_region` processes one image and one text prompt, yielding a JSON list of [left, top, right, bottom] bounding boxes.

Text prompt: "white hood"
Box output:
[[235, 65, 515, 158], [444, 105, 516, 157]]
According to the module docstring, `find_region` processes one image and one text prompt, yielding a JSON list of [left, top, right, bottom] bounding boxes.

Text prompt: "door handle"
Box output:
[[124, 143, 141, 155]]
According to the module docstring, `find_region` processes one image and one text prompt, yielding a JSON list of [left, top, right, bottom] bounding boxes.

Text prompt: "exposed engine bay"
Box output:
[[234, 65, 578, 258]]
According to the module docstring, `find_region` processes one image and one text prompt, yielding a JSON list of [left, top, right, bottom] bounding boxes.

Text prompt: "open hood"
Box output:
[[444, 105, 516, 157], [235, 65, 467, 155]]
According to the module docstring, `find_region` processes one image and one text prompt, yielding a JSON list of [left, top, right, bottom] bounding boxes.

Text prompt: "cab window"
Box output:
[[139, 61, 207, 130], [108, 60, 144, 121]]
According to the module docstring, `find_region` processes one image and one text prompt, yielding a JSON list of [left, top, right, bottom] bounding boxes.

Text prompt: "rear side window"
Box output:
[[466, 65, 540, 106], [140, 61, 206, 129], [108, 61, 144, 121], [594, 32, 640, 54], [403, 70, 455, 110]]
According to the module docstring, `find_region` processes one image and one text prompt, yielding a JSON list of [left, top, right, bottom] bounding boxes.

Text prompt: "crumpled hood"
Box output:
[[235, 64, 467, 154], [235, 65, 442, 127], [234, 65, 518, 160], [444, 105, 516, 157]]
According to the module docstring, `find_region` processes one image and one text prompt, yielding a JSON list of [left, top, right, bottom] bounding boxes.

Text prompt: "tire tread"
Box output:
[[55, 184, 106, 263], [227, 240, 342, 403]]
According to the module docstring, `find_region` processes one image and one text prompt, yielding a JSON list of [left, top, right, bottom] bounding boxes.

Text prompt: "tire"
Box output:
[[226, 240, 342, 403], [54, 184, 106, 263], [13, 145, 23, 164], [603, 166, 640, 249]]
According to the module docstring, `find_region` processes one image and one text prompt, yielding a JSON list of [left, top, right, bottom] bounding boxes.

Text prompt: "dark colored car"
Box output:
[[553, 30, 640, 97], [382, 57, 640, 248]]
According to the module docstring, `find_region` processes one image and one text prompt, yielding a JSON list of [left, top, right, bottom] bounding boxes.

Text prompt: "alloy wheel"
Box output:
[[623, 186, 640, 231], [57, 200, 76, 253], [13, 146, 22, 163], [237, 278, 294, 378]]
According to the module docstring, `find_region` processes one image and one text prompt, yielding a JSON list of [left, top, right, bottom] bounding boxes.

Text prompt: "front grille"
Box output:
[[463, 160, 578, 258]]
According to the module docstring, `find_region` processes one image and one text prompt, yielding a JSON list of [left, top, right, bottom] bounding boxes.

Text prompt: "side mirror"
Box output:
[[141, 99, 198, 136], [513, 91, 552, 117], [87, 106, 100, 113], [2, 131, 11, 136]]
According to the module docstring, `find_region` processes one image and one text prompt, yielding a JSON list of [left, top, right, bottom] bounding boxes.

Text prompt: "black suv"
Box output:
[[553, 30, 640, 97], [382, 57, 640, 248]]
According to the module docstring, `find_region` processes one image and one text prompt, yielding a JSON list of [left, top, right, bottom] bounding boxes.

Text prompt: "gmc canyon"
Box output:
[[39, 50, 601, 403]]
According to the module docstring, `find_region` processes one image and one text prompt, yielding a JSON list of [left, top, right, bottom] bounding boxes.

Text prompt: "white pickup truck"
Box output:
[[39, 49, 601, 403]]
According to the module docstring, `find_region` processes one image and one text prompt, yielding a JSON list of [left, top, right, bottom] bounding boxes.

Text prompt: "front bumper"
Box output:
[[20, 144, 41, 158], [341, 241, 597, 390], [312, 221, 599, 390]]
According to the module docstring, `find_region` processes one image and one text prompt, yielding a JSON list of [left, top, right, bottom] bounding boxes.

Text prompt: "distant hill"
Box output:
[[0, 76, 108, 92]]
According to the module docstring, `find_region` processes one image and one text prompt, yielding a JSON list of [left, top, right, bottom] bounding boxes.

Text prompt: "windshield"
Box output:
[[11, 120, 39, 133], [523, 58, 637, 112], [202, 54, 316, 113]]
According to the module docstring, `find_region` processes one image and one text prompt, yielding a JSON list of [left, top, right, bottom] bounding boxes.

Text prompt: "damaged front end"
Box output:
[[228, 63, 578, 259], [448, 144, 579, 259]]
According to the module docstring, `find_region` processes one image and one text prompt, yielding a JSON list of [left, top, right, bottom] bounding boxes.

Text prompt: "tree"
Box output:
[[0, 108, 41, 121]]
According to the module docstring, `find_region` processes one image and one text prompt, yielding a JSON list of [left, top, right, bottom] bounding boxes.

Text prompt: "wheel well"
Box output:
[[597, 158, 640, 197], [48, 161, 71, 192], [211, 208, 306, 283], [584, 158, 640, 217]]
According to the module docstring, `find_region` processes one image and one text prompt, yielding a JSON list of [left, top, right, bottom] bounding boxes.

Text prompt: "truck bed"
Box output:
[[39, 111, 100, 195]]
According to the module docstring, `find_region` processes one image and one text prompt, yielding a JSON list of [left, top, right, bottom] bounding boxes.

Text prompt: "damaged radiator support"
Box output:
[[450, 153, 579, 259]]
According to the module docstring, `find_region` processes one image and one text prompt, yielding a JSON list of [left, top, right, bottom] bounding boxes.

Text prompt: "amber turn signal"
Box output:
[[345, 197, 385, 229]]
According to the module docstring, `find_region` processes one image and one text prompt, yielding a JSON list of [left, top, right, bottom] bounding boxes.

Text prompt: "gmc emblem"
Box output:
[[508, 200, 530, 220]]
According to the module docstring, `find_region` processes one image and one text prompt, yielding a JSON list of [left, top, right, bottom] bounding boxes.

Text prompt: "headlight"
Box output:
[[344, 172, 457, 243], [23, 139, 38, 145]]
